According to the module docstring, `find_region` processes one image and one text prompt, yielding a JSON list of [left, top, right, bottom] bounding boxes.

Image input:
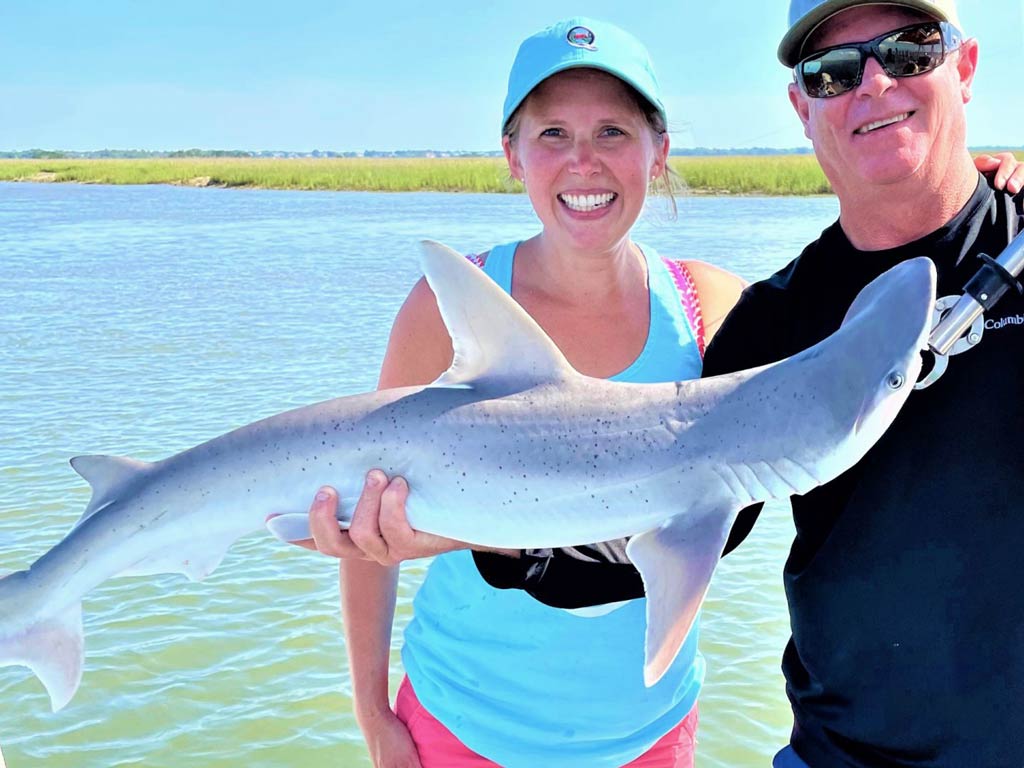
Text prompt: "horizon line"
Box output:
[[4, 146, 1021, 159]]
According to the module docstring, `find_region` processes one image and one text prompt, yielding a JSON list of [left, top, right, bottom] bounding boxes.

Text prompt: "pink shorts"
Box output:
[[395, 676, 699, 768]]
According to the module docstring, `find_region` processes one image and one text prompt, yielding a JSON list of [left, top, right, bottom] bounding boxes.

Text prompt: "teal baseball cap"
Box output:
[[779, 0, 962, 66], [502, 17, 666, 133]]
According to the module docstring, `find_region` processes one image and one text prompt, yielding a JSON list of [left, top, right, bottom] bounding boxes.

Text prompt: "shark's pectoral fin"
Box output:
[[626, 502, 738, 687], [0, 584, 83, 712]]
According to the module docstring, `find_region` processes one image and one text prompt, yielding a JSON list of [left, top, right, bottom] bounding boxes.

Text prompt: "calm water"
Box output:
[[0, 182, 839, 767]]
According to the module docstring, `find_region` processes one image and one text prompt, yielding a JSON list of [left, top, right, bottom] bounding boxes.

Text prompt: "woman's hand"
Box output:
[[974, 152, 1024, 195], [292, 472, 468, 565], [359, 707, 423, 768]]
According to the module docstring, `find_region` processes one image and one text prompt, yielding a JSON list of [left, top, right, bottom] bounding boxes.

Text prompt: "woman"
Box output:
[[295, 17, 1023, 768], [303, 18, 743, 768]]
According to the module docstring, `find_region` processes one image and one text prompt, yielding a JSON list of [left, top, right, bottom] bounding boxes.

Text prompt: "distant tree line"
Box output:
[[1, 146, 1018, 160], [670, 147, 815, 156], [0, 148, 253, 159]]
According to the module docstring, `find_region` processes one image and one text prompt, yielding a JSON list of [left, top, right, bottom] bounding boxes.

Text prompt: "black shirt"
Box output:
[[475, 178, 1024, 766], [703, 179, 1024, 767]]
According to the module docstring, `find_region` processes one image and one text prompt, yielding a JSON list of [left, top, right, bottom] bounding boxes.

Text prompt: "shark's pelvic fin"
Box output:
[[418, 240, 577, 388], [264, 512, 314, 543], [70, 455, 153, 526], [626, 500, 738, 687]]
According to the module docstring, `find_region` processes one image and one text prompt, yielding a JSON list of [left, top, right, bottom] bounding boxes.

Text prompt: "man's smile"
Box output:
[[854, 111, 914, 135]]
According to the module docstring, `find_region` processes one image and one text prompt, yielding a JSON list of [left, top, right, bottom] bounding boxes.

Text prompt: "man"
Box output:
[[298, 3, 1023, 765], [466, 3, 1022, 764], [704, 2, 1024, 765]]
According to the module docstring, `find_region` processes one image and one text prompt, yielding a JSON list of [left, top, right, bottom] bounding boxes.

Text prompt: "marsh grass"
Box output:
[[0, 152, 1013, 195], [0, 158, 524, 193], [0, 156, 826, 195], [671, 155, 831, 195]]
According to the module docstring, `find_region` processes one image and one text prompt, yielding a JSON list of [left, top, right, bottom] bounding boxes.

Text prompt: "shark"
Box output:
[[0, 241, 936, 713]]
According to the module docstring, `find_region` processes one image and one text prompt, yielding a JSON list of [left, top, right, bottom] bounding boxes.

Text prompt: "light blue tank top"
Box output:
[[401, 241, 705, 768]]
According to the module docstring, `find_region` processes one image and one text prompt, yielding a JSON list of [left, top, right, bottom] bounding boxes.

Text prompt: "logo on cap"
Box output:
[[566, 26, 597, 50]]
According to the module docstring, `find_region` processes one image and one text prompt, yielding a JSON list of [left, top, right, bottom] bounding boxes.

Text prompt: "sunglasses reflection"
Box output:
[[819, 71, 838, 97], [798, 21, 956, 98], [884, 26, 943, 75]]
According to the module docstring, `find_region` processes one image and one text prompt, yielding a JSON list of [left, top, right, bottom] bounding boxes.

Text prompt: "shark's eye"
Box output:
[[887, 372, 906, 390]]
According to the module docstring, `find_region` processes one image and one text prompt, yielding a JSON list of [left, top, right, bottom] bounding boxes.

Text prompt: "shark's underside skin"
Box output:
[[0, 241, 936, 712]]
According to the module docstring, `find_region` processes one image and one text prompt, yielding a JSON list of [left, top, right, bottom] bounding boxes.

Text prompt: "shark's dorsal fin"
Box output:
[[419, 240, 577, 388], [69, 455, 153, 526]]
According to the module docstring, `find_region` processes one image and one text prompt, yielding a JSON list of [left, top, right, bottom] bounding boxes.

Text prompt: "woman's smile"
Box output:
[[558, 191, 618, 214]]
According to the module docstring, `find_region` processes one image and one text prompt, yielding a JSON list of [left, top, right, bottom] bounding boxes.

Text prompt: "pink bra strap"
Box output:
[[661, 258, 706, 358]]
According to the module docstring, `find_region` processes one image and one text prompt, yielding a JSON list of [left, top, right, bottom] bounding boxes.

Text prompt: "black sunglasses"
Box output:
[[796, 21, 963, 99]]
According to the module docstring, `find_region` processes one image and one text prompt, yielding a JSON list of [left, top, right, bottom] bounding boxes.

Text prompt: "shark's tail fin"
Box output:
[[0, 570, 84, 712]]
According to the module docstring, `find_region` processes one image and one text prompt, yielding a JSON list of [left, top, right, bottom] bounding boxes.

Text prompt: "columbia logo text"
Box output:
[[985, 314, 1024, 330]]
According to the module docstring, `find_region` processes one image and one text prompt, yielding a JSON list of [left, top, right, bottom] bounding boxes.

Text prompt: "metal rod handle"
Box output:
[[928, 228, 1024, 355]]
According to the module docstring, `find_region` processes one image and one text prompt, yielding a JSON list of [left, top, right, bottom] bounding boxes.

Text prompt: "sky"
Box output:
[[1, 0, 1021, 153]]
